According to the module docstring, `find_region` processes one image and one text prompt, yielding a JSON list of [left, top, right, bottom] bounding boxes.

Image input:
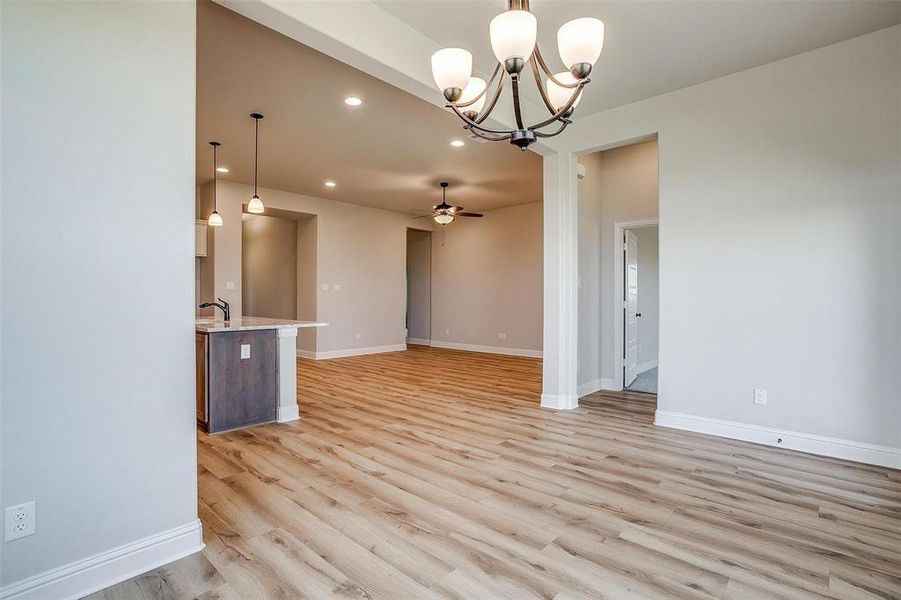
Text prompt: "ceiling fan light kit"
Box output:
[[430, 0, 604, 150]]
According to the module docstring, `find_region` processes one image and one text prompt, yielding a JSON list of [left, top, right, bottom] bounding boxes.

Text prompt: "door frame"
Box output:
[[612, 219, 658, 390]]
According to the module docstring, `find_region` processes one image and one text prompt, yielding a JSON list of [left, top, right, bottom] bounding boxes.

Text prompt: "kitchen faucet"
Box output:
[[199, 297, 230, 321]]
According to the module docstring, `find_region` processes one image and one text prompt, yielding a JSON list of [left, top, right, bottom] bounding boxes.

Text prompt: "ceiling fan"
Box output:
[[413, 181, 484, 225]]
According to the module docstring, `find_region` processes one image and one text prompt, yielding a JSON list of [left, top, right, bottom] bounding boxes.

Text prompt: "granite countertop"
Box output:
[[196, 316, 329, 333]]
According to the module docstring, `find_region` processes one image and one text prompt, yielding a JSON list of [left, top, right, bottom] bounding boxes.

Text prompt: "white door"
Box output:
[[624, 230, 640, 387]]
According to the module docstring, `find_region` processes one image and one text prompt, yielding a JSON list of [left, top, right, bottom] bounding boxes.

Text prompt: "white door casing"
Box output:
[[624, 230, 639, 386]]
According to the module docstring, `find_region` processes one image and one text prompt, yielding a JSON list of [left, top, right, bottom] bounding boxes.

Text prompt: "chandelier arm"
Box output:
[[534, 44, 583, 89], [511, 74, 525, 130], [528, 80, 588, 131], [532, 119, 572, 138], [448, 103, 515, 136], [466, 127, 512, 142], [475, 70, 506, 124], [529, 54, 559, 116], [454, 63, 502, 109]]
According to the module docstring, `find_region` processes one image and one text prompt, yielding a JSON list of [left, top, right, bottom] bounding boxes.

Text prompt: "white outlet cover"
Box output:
[[5, 501, 36, 541], [321, 283, 329, 291], [355, 333, 361, 340], [240, 344, 251, 359], [445, 329, 450, 335], [226, 281, 235, 290], [333, 284, 341, 292], [498, 333, 506, 340], [754, 388, 767, 405]]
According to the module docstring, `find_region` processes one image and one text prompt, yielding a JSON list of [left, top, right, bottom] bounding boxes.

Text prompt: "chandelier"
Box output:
[[430, 0, 604, 150]]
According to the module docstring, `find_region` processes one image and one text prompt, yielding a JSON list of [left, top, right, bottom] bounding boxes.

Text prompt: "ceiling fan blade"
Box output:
[[409, 214, 433, 220], [456, 212, 484, 217]]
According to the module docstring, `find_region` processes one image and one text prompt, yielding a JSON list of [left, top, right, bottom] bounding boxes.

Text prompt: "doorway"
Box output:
[[616, 221, 658, 393], [406, 228, 432, 346]]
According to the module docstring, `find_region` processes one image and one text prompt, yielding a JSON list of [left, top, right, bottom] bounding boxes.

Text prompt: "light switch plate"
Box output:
[[226, 281, 235, 290], [240, 344, 251, 359], [333, 284, 341, 292], [321, 283, 329, 291], [754, 388, 767, 405]]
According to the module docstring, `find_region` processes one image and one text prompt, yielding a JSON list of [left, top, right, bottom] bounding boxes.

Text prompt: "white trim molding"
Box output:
[[577, 378, 619, 397], [655, 411, 901, 469], [276, 403, 300, 423], [429, 340, 542, 359], [540, 393, 579, 410], [406, 338, 431, 346], [296, 343, 406, 360], [0, 520, 204, 600]]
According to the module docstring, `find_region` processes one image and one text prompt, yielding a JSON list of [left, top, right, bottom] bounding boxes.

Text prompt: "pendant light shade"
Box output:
[[247, 195, 264, 214], [546, 72, 583, 111], [431, 48, 473, 99], [248, 113, 265, 214], [557, 17, 604, 71], [208, 141, 223, 227], [208, 211, 223, 227], [489, 10, 537, 64]]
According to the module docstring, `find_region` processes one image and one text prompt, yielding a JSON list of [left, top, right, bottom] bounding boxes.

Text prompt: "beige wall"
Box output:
[[431, 202, 543, 354], [297, 215, 318, 352], [242, 214, 298, 320], [406, 229, 431, 342], [578, 140, 659, 389], [211, 181, 412, 353]]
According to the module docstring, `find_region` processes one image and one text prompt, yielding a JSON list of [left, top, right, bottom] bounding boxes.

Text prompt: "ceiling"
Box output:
[[196, 1, 542, 214], [375, 0, 901, 118]]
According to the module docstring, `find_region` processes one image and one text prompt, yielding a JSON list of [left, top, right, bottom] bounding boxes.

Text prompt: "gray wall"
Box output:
[[578, 141, 659, 388], [406, 229, 431, 342], [564, 25, 900, 448], [1, 0, 198, 586], [297, 215, 318, 352], [431, 202, 543, 353], [242, 214, 298, 320], [635, 226, 659, 369]]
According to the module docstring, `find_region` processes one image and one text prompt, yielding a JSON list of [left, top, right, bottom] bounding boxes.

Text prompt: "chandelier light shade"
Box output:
[[430, 0, 604, 150], [208, 141, 223, 227], [547, 72, 583, 110], [431, 48, 473, 100], [557, 18, 605, 70], [247, 113, 265, 214], [459, 77, 487, 118], [489, 10, 537, 64]]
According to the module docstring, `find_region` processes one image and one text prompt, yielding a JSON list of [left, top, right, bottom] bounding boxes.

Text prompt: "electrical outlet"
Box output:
[[240, 344, 251, 359], [355, 333, 361, 341], [321, 283, 329, 291], [5, 501, 36, 542], [498, 332, 506, 340], [333, 284, 341, 292], [754, 388, 767, 406]]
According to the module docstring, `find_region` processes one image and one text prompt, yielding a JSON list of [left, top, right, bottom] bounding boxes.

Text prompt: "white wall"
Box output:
[[558, 25, 901, 455], [431, 202, 543, 355], [1, 0, 200, 593], [635, 226, 659, 370], [578, 141, 659, 390]]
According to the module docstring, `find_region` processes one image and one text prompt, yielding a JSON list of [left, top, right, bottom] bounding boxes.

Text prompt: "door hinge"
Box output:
[[623, 241, 628, 251], [623, 300, 627, 309]]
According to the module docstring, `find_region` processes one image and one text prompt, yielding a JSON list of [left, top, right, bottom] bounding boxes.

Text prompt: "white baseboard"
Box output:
[[406, 338, 431, 346], [429, 340, 542, 359], [655, 410, 901, 469], [276, 403, 299, 423], [296, 343, 407, 360], [636, 359, 658, 374], [0, 520, 204, 600], [540, 393, 579, 410], [577, 378, 619, 397]]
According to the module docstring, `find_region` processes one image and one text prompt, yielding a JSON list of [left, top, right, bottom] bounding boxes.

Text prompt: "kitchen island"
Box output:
[[195, 316, 327, 433]]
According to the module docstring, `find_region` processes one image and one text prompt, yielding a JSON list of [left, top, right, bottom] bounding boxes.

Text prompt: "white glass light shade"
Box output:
[[557, 18, 604, 69], [247, 194, 264, 214], [431, 48, 473, 92], [208, 211, 223, 227], [434, 214, 454, 225], [489, 10, 537, 63], [546, 72, 583, 111], [459, 77, 487, 114]]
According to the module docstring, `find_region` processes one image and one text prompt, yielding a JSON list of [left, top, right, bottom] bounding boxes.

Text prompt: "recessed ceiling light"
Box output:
[[216, 166, 229, 173], [324, 180, 337, 188], [344, 97, 362, 106], [450, 140, 465, 147]]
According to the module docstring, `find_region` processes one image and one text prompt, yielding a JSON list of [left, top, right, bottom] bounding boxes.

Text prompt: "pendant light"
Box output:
[[247, 113, 265, 214], [208, 141, 223, 227]]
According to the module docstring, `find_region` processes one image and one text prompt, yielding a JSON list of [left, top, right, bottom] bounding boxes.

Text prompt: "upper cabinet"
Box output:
[[195, 220, 208, 257]]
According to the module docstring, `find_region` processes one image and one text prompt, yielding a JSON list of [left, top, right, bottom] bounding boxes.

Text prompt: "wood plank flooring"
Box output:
[[90, 346, 901, 599]]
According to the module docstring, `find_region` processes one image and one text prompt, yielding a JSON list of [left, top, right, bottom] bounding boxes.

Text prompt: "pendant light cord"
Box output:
[[213, 143, 218, 212], [253, 117, 259, 196]]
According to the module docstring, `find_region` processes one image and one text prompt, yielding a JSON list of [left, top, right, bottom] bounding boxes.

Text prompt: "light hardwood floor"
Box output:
[[90, 346, 901, 599]]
